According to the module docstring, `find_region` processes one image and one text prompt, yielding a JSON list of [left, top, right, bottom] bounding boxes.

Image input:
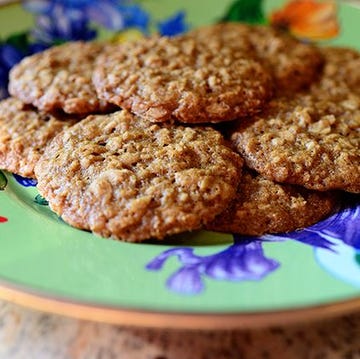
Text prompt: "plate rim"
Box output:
[[1, 275, 360, 329]]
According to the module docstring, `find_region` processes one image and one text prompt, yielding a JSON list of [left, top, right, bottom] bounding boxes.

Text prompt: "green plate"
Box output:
[[0, 0, 360, 329]]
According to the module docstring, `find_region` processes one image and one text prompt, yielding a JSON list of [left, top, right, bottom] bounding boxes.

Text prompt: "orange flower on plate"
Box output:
[[270, 0, 340, 40]]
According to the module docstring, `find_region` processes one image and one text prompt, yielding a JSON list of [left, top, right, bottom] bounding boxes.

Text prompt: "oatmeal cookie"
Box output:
[[0, 98, 76, 178], [9, 41, 111, 115], [35, 110, 243, 242], [206, 169, 337, 236], [188, 23, 324, 92], [231, 90, 360, 193], [93, 35, 272, 123], [314, 46, 360, 97], [320, 46, 360, 96]]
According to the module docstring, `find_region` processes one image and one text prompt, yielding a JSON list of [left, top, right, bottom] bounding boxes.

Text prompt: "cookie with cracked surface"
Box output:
[[0, 98, 77, 178], [230, 87, 360, 193], [35, 110, 243, 242], [93, 35, 272, 123], [9, 41, 112, 115], [206, 169, 338, 236], [188, 23, 324, 92]]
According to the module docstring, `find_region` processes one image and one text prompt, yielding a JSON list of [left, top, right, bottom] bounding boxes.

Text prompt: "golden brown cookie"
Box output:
[[9, 41, 112, 115], [0, 98, 77, 178], [206, 169, 337, 236], [230, 81, 360, 193], [319, 47, 360, 95], [188, 23, 324, 92], [35, 110, 243, 242], [93, 35, 272, 123]]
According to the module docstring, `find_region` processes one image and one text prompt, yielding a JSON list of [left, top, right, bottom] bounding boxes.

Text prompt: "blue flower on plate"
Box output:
[[0, 43, 24, 99], [157, 11, 189, 36], [23, 0, 150, 43], [24, 2, 97, 43], [13, 174, 37, 187], [23, 0, 188, 43], [109, 3, 150, 32], [147, 196, 360, 295]]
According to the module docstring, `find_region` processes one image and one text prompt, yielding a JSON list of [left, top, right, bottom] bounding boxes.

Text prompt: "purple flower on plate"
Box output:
[[157, 11, 189, 36], [13, 174, 37, 187], [147, 197, 360, 295], [270, 195, 360, 250], [146, 238, 279, 295]]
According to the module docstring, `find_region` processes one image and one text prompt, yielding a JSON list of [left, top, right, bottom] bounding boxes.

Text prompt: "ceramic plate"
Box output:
[[0, 0, 359, 329]]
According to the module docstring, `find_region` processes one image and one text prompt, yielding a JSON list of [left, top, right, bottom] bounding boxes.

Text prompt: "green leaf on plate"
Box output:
[[34, 194, 49, 206], [355, 253, 360, 266], [0, 171, 7, 190], [221, 0, 266, 24], [5, 31, 30, 52]]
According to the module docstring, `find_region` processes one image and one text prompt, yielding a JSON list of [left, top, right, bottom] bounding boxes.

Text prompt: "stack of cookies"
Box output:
[[0, 23, 359, 242]]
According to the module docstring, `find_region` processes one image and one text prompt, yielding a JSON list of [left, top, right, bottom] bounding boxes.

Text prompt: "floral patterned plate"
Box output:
[[0, 0, 360, 329]]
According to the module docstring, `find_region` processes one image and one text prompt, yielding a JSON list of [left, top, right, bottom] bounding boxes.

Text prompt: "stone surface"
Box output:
[[0, 300, 360, 358]]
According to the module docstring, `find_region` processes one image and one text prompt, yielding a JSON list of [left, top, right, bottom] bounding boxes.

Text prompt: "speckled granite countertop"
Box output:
[[1, 300, 360, 359]]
